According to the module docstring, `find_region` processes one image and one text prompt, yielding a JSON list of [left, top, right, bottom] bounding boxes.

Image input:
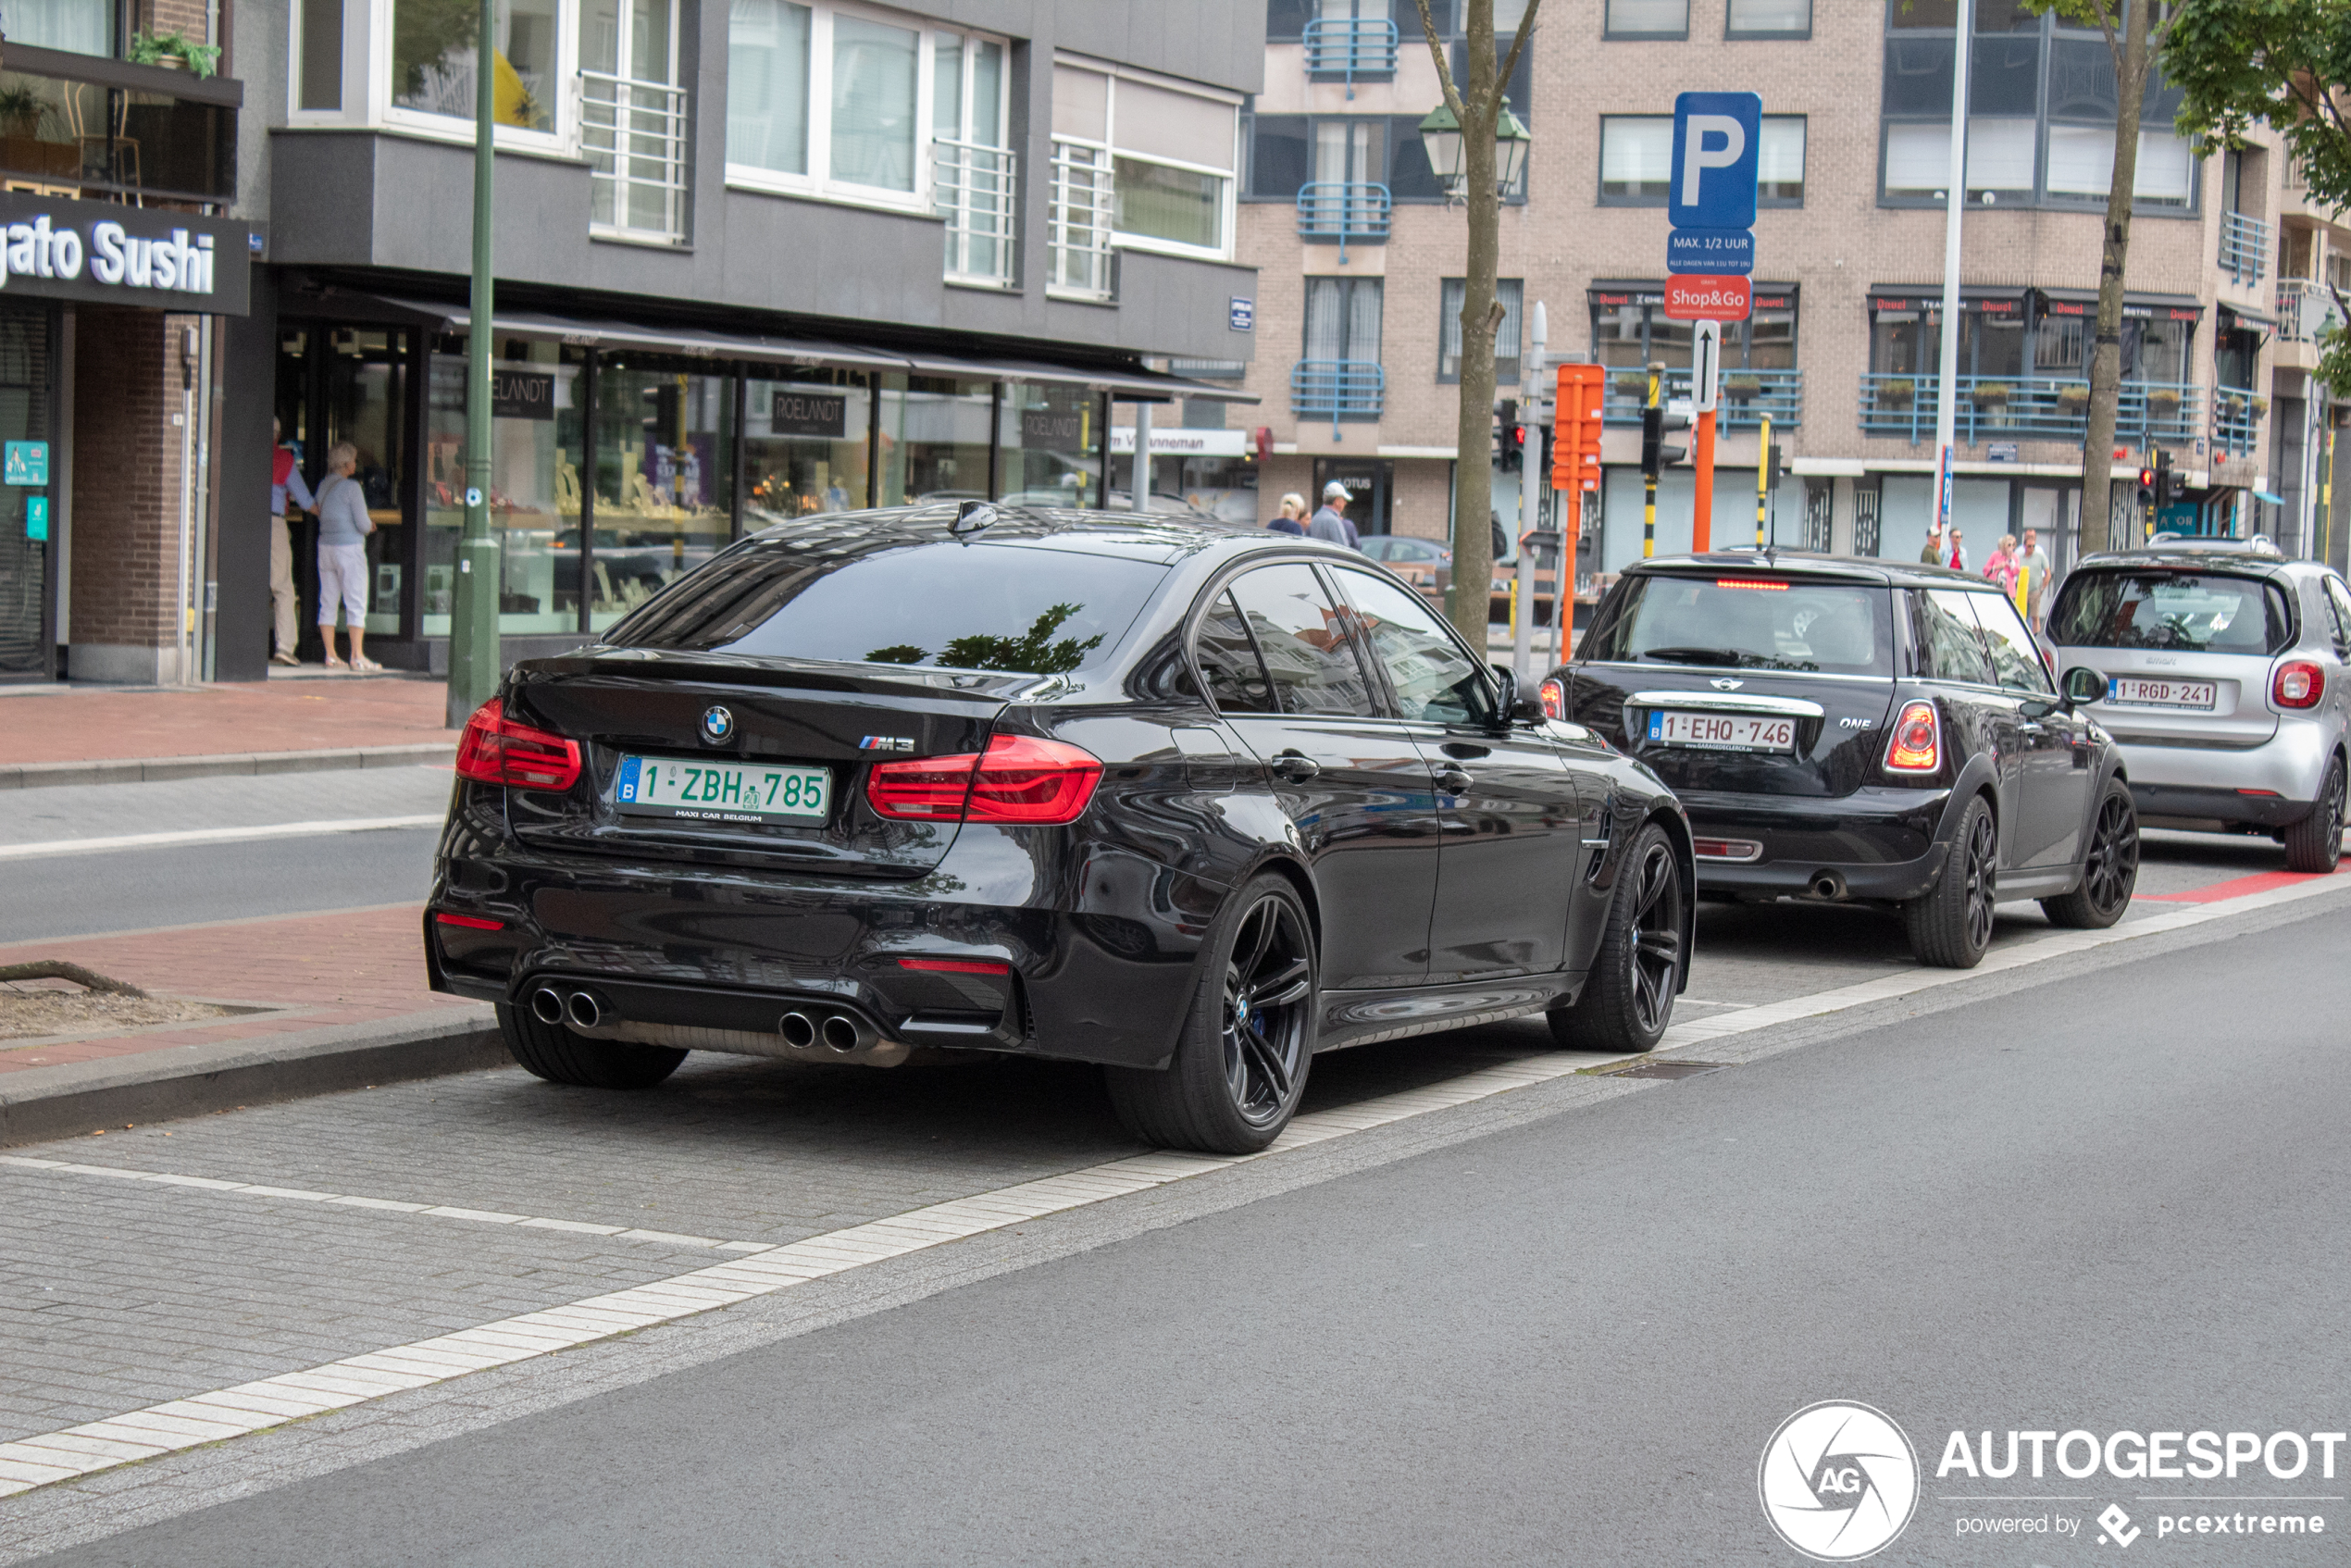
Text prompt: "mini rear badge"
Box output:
[[1711, 678, 1745, 691], [700, 705, 734, 743], [860, 736, 915, 752]]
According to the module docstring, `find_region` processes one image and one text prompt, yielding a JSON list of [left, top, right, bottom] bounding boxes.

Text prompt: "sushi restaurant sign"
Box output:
[[0, 194, 252, 315]]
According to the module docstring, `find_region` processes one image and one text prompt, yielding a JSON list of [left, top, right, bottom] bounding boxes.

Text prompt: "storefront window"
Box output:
[[393, 0, 558, 131], [878, 375, 991, 504], [589, 359, 733, 631], [322, 330, 411, 637], [997, 382, 1100, 504], [423, 339, 584, 636], [745, 369, 870, 523]]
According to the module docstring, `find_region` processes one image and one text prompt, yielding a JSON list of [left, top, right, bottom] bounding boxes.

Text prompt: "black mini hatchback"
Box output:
[[427, 504, 1692, 1153], [1546, 552, 2139, 968]]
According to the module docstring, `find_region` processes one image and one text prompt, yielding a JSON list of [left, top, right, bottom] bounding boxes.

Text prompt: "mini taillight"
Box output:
[[865, 733, 1102, 826], [2273, 660, 2324, 710], [454, 698, 582, 791], [897, 956, 1012, 975], [1885, 700, 1941, 774], [1538, 677, 1566, 719]]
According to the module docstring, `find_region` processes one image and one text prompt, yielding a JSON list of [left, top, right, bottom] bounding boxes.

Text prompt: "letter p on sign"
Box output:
[[1670, 92, 1763, 230]]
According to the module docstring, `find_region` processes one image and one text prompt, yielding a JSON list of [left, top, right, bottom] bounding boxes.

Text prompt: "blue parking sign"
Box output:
[[1670, 92, 1762, 230]]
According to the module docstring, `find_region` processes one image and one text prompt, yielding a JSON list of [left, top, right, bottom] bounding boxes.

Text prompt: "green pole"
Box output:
[[445, 0, 501, 728]]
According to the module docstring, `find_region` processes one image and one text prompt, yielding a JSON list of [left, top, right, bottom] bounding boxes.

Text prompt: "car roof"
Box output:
[[738, 501, 1374, 571], [1618, 550, 1997, 591], [2071, 547, 2299, 579]]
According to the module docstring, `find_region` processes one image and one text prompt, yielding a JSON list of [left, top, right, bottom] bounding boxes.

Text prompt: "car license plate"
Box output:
[[615, 755, 831, 823], [2108, 677, 2218, 710], [1645, 711, 1798, 752]]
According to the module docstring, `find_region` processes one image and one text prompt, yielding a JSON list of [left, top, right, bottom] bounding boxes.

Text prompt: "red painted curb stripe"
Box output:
[[2137, 867, 2342, 903]]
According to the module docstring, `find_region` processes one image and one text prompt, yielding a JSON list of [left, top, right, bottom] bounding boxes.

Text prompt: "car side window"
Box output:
[[1914, 590, 1998, 686], [2323, 579, 2351, 656], [1225, 564, 1380, 718], [1329, 567, 1497, 726], [1963, 591, 2054, 695], [1192, 591, 1276, 715]]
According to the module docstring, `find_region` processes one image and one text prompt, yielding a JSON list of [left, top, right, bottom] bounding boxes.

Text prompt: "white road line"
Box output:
[[0, 867, 2344, 1502], [0, 816, 443, 861]]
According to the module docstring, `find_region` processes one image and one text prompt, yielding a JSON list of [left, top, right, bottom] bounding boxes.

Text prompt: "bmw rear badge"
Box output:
[[700, 705, 734, 744]]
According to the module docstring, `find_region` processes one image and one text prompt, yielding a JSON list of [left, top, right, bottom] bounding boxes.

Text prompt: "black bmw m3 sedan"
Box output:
[[425, 504, 1692, 1152]]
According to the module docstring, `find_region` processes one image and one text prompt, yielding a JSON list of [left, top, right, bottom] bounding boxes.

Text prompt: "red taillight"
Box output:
[[897, 956, 1012, 975], [1714, 578, 1788, 591], [1885, 700, 1941, 774], [865, 733, 1102, 826], [2273, 660, 2324, 710], [1538, 677, 1566, 719], [434, 912, 504, 930], [454, 698, 582, 791]]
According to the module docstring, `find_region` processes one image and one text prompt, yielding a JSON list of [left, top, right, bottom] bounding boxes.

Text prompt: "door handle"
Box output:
[[1435, 766, 1474, 793], [1272, 751, 1319, 783]]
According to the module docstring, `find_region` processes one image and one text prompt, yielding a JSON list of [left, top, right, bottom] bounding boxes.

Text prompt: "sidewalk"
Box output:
[[0, 676, 462, 787]]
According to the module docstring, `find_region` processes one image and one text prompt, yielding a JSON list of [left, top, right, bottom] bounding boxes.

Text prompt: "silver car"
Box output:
[[2048, 540, 2351, 872]]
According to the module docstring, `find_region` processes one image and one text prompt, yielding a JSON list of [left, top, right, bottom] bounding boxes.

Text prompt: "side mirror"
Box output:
[[1491, 665, 1545, 725], [2061, 666, 2105, 704]]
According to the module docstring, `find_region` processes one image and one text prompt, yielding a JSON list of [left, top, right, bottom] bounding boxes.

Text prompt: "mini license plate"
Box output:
[[1646, 710, 1798, 753], [2108, 677, 2218, 710], [616, 755, 832, 824]]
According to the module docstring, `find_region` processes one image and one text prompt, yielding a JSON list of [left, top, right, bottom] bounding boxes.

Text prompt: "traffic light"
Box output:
[[2136, 464, 2157, 505], [2155, 449, 2182, 505], [1495, 399, 1523, 471], [1641, 404, 1692, 477]]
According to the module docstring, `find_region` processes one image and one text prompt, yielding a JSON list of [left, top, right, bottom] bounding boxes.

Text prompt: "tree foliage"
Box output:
[[2165, 0, 2351, 392]]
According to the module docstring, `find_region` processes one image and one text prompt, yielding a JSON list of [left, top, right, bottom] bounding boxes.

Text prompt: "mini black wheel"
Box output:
[[1104, 874, 1317, 1154], [1905, 794, 1996, 968], [2041, 779, 2139, 928], [497, 1002, 686, 1089], [1549, 823, 1684, 1054], [2283, 756, 2345, 875]]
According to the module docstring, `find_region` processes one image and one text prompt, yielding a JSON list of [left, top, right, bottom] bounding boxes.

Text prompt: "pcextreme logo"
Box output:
[[1759, 1401, 1922, 1561]]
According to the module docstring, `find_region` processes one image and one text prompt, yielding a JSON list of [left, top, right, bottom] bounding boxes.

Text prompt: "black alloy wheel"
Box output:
[[1550, 823, 1684, 1053], [2042, 781, 2140, 928], [1104, 874, 1318, 1154], [2283, 756, 2346, 875], [1904, 794, 1997, 968]]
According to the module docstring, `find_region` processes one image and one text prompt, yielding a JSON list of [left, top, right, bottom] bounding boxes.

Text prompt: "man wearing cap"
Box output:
[[1308, 480, 1360, 550]]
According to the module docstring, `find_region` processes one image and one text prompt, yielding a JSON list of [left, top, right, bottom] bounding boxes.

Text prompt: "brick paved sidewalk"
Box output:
[[0, 904, 482, 1075], [0, 678, 458, 766]]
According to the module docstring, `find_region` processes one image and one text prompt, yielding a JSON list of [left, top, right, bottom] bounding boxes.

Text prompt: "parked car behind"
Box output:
[[1546, 552, 2140, 968], [2046, 541, 2349, 872]]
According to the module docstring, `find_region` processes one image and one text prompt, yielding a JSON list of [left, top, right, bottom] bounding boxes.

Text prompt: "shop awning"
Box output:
[[2038, 287, 2205, 321], [2220, 302, 2276, 329], [1867, 285, 2027, 313], [369, 296, 1256, 403]]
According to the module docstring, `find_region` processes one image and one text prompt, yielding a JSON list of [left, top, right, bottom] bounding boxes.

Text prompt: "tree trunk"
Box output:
[[2084, 0, 2149, 553], [1445, 4, 1499, 641]]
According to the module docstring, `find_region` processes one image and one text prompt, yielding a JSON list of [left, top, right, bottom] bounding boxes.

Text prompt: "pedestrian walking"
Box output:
[[1308, 480, 1360, 550], [1267, 492, 1306, 536], [1946, 528, 1970, 573], [2019, 528, 2053, 628], [1983, 534, 2021, 598], [268, 418, 315, 666], [1920, 522, 1946, 567], [314, 442, 379, 672]]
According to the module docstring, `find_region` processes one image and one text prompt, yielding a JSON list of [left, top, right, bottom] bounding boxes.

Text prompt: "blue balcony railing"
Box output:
[[1857, 374, 2204, 446], [2220, 211, 2270, 287], [2211, 384, 2263, 456], [1292, 359, 1386, 440], [1296, 181, 1390, 263], [1302, 17, 1399, 97], [1601, 367, 1804, 431]]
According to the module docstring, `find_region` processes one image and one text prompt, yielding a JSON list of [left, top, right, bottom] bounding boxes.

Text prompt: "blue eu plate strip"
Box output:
[[617, 755, 642, 803]]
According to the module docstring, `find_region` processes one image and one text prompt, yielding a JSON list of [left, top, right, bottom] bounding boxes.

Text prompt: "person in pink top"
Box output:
[[1982, 534, 2021, 596]]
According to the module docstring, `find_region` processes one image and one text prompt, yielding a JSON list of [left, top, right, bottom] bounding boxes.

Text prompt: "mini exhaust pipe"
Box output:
[[1808, 870, 1847, 901], [779, 1012, 817, 1050], [821, 1014, 865, 1052], [566, 990, 605, 1030], [529, 988, 566, 1026]]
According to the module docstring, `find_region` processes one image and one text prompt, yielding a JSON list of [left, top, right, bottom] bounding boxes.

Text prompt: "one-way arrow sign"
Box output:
[[1691, 318, 1722, 413]]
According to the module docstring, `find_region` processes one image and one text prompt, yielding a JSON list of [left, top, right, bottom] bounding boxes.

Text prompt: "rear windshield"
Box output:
[[2048, 571, 2293, 656], [1585, 575, 1893, 676], [606, 541, 1165, 675]]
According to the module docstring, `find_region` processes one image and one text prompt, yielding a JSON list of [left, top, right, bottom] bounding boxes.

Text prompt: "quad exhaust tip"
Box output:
[[779, 1011, 816, 1050], [821, 1014, 863, 1052], [529, 987, 566, 1026], [566, 990, 604, 1029]]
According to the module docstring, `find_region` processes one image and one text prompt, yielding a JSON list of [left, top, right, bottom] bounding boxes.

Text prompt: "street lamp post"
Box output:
[[445, 0, 501, 728]]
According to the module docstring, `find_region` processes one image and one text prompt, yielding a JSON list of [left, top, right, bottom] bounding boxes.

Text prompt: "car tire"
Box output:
[[1905, 794, 1996, 968], [1548, 823, 1684, 1054], [1103, 874, 1317, 1155], [2283, 756, 2345, 875], [497, 1002, 687, 1090], [2040, 778, 2140, 928]]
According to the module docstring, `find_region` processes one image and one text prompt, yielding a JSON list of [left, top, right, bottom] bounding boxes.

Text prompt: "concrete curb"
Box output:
[[0, 742, 457, 790], [0, 1007, 506, 1147]]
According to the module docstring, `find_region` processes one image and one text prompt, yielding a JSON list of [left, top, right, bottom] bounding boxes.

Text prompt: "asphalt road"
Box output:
[[31, 890, 2346, 1564], [0, 829, 440, 941]]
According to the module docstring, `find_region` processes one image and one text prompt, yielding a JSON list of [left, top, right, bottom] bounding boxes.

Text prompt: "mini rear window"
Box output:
[[605, 541, 1166, 675], [2048, 571, 2294, 656], [1583, 575, 1893, 676]]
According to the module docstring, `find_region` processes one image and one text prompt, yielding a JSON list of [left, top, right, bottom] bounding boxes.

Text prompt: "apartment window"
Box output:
[[725, 5, 1010, 210], [1306, 276, 1383, 365], [8, 0, 112, 56], [1438, 279, 1524, 383], [1246, 114, 1447, 202], [392, 0, 559, 131], [1726, 0, 1810, 37], [1056, 65, 1239, 260], [1602, 117, 1803, 205], [297, 0, 344, 110], [1606, 0, 1687, 39], [1759, 118, 1806, 203], [1879, 0, 2196, 212]]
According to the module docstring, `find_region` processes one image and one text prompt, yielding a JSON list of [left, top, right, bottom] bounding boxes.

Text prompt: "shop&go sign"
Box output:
[[0, 194, 252, 315], [1663, 275, 1752, 322]]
